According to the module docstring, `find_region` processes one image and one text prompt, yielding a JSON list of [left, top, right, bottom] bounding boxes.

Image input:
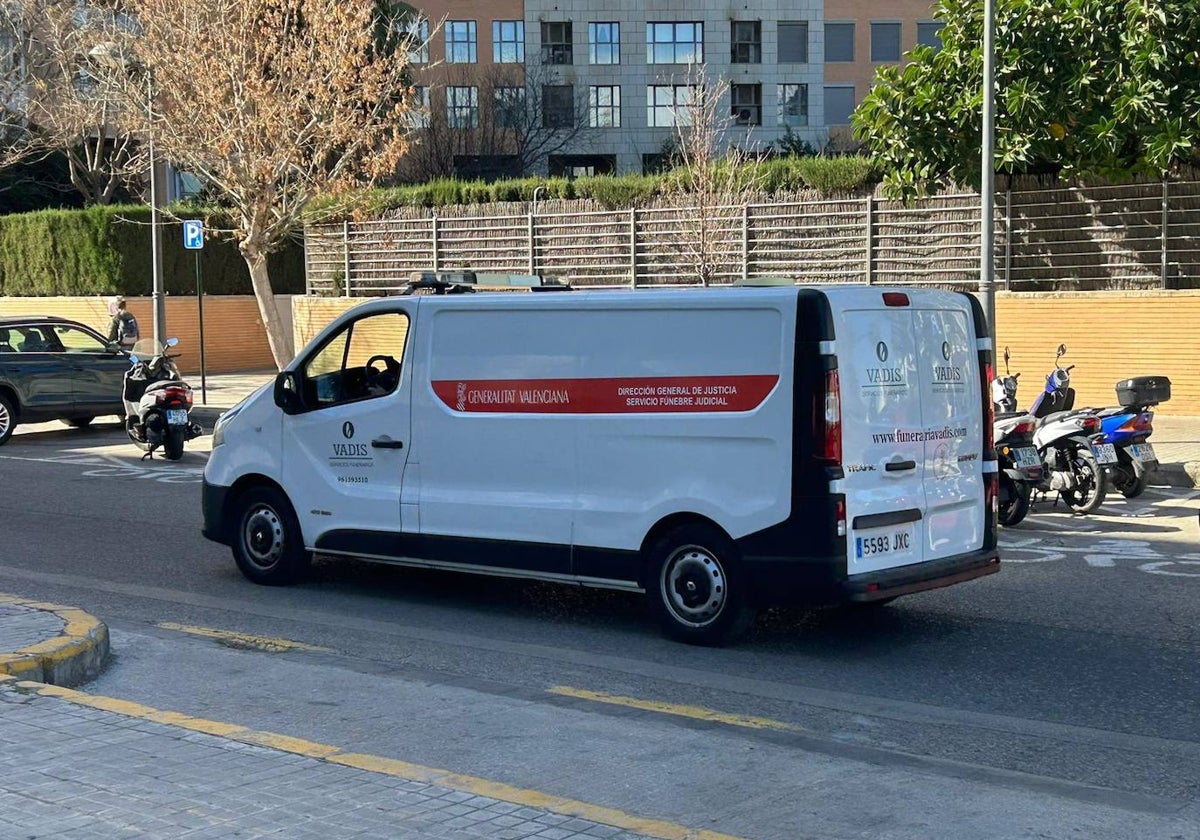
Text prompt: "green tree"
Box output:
[[854, 0, 1200, 197]]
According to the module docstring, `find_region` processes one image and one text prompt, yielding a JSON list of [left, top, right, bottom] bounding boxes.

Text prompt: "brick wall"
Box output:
[[292, 291, 1200, 415], [0, 296, 284, 375]]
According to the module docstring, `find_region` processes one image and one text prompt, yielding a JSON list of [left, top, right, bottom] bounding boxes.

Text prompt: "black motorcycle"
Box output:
[[122, 338, 203, 460]]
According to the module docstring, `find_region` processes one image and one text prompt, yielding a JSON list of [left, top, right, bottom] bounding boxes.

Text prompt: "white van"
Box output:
[[202, 284, 999, 644]]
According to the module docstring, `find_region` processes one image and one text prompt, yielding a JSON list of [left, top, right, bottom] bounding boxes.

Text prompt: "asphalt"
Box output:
[[2, 370, 1199, 838]]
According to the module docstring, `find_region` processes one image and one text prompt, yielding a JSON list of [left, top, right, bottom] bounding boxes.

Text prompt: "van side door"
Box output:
[[281, 308, 413, 554]]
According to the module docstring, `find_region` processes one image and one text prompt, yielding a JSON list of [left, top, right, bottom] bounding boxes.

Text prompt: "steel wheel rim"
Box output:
[[661, 545, 727, 628], [242, 505, 284, 569]]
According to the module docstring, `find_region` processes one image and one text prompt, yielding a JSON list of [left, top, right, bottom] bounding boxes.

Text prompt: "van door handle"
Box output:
[[885, 459, 917, 472], [371, 437, 404, 449]]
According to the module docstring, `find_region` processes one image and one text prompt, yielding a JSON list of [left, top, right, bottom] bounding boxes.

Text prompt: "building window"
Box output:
[[445, 20, 477, 64], [647, 84, 696, 127], [494, 86, 525, 129], [407, 86, 431, 128], [541, 22, 573, 65], [824, 85, 855, 126], [917, 21, 944, 51], [871, 22, 901, 62], [730, 21, 761, 64], [549, 155, 617, 179], [492, 21, 525, 63], [404, 19, 429, 64], [731, 84, 761, 126], [824, 21, 854, 62], [447, 86, 479, 128], [646, 22, 703, 65], [542, 84, 574, 128], [777, 83, 808, 127], [588, 86, 620, 128], [778, 22, 809, 64], [588, 22, 620, 65]]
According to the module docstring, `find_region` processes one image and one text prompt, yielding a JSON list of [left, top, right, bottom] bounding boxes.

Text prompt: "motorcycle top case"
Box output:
[[1115, 375, 1171, 407]]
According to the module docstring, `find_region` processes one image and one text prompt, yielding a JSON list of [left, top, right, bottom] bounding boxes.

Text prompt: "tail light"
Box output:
[[882, 292, 910, 307], [835, 497, 846, 537], [1011, 418, 1035, 436], [985, 471, 999, 525], [981, 359, 995, 454], [1080, 415, 1100, 434], [155, 387, 193, 408], [818, 369, 842, 463], [1117, 411, 1153, 434]]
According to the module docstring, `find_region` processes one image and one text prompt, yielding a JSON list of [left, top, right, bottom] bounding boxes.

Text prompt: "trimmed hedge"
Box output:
[[0, 205, 304, 297], [328, 155, 880, 217]]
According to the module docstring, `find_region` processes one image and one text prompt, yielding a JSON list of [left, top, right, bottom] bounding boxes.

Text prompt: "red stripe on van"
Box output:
[[431, 375, 779, 414]]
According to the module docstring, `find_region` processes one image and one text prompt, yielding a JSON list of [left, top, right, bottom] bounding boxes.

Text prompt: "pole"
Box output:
[[148, 75, 166, 346], [979, 0, 997, 365], [196, 251, 207, 405]]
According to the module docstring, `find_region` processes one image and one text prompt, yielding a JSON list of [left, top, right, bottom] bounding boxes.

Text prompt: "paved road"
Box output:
[[1, 420, 1198, 840]]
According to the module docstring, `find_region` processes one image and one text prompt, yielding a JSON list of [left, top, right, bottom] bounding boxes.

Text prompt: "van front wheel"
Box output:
[[232, 486, 311, 585], [647, 524, 755, 646]]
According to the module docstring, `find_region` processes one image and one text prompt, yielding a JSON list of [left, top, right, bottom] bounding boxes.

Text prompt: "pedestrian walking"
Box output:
[[107, 297, 140, 349]]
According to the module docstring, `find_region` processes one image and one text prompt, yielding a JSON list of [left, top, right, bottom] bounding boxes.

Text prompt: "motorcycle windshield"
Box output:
[[131, 338, 168, 358]]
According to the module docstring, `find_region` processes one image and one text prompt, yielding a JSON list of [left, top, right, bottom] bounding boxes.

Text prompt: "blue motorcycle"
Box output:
[[1091, 376, 1170, 499]]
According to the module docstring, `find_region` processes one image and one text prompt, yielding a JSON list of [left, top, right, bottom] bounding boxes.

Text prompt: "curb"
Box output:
[[0, 595, 109, 687], [1150, 462, 1200, 489]]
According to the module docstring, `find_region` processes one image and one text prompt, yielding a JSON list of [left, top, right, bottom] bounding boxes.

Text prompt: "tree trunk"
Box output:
[[243, 248, 294, 370]]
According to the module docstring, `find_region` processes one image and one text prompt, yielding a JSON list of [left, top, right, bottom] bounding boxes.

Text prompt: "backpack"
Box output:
[[116, 311, 139, 347]]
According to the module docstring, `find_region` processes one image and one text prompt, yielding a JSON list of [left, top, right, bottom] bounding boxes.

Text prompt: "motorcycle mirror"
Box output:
[[1056, 343, 1067, 358], [128, 354, 139, 364], [166, 337, 180, 348], [1003, 346, 1011, 374]]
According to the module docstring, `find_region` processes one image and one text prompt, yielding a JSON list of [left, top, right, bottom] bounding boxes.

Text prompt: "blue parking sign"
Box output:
[[183, 220, 204, 250]]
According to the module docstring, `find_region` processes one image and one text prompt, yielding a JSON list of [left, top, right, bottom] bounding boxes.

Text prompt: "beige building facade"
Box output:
[[403, 0, 939, 176]]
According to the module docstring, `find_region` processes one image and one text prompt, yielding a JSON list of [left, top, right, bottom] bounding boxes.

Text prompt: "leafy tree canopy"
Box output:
[[854, 0, 1200, 197]]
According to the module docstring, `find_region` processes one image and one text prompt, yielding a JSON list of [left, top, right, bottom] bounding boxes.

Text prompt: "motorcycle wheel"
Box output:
[[163, 426, 185, 461], [998, 482, 1031, 526], [1116, 470, 1149, 499], [1060, 446, 1107, 514]]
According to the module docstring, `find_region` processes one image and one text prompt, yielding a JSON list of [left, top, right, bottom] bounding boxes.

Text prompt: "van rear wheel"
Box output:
[[232, 485, 311, 585], [647, 524, 755, 646]]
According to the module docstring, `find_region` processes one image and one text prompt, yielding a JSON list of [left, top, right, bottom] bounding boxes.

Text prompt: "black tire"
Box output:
[[0, 392, 15, 446], [64, 416, 95, 429], [1060, 446, 1107, 514], [646, 523, 755, 646], [163, 426, 185, 461], [998, 481, 1031, 526], [1116, 470, 1149, 499], [231, 485, 311, 585]]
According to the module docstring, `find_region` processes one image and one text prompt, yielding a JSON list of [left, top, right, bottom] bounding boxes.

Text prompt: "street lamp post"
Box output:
[[980, 0, 997, 367], [146, 73, 165, 347]]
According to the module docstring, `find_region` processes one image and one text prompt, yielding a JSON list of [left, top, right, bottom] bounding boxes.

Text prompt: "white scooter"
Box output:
[[122, 338, 203, 461], [1027, 345, 1110, 514]]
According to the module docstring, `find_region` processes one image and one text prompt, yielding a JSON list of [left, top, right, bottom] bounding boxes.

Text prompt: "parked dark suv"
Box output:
[[0, 316, 129, 445]]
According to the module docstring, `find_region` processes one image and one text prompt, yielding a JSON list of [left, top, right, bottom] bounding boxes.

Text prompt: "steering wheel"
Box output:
[[365, 354, 401, 392]]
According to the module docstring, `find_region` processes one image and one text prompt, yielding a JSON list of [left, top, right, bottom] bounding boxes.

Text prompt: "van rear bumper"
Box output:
[[843, 549, 1000, 602], [742, 548, 999, 605]]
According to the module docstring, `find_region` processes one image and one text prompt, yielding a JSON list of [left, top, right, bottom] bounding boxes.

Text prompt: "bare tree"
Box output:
[[94, 0, 421, 367], [665, 63, 766, 286], [397, 61, 594, 182]]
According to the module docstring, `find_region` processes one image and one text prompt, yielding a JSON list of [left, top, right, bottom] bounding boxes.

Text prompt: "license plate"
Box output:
[[1129, 443, 1157, 463], [855, 524, 915, 560], [1013, 446, 1041, 470], [166, 409, 188, 425], [1092, 443, 1118, 464]]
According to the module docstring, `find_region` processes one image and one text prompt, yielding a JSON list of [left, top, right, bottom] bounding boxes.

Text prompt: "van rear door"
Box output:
[[830, 289, 984, 575]]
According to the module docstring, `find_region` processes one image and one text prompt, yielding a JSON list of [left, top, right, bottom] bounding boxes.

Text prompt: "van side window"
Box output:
[[301, 312, 409, 408]]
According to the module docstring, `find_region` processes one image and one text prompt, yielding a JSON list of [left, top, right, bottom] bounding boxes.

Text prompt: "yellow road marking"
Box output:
[[12, 680, 748, 840], [157, 622, 331, 653], [550, 686, 806, 734]]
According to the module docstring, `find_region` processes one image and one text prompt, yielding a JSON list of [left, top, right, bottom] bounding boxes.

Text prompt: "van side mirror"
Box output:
[[274, 371, 304, 415]]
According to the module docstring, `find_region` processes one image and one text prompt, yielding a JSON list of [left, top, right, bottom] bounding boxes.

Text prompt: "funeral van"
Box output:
[[202, 281, 1000, 645]]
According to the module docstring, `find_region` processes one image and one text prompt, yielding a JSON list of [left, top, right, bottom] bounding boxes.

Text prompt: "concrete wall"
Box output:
[[294, 291, 1200, 415], [0, 296, 285, 375]]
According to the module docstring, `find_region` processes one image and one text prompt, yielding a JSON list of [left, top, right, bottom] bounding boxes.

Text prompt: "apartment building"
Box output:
[[404, 0, 938, 178]]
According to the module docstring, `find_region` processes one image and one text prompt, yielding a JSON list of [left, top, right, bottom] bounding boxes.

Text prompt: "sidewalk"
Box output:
[[0, 596, 717, 840]]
